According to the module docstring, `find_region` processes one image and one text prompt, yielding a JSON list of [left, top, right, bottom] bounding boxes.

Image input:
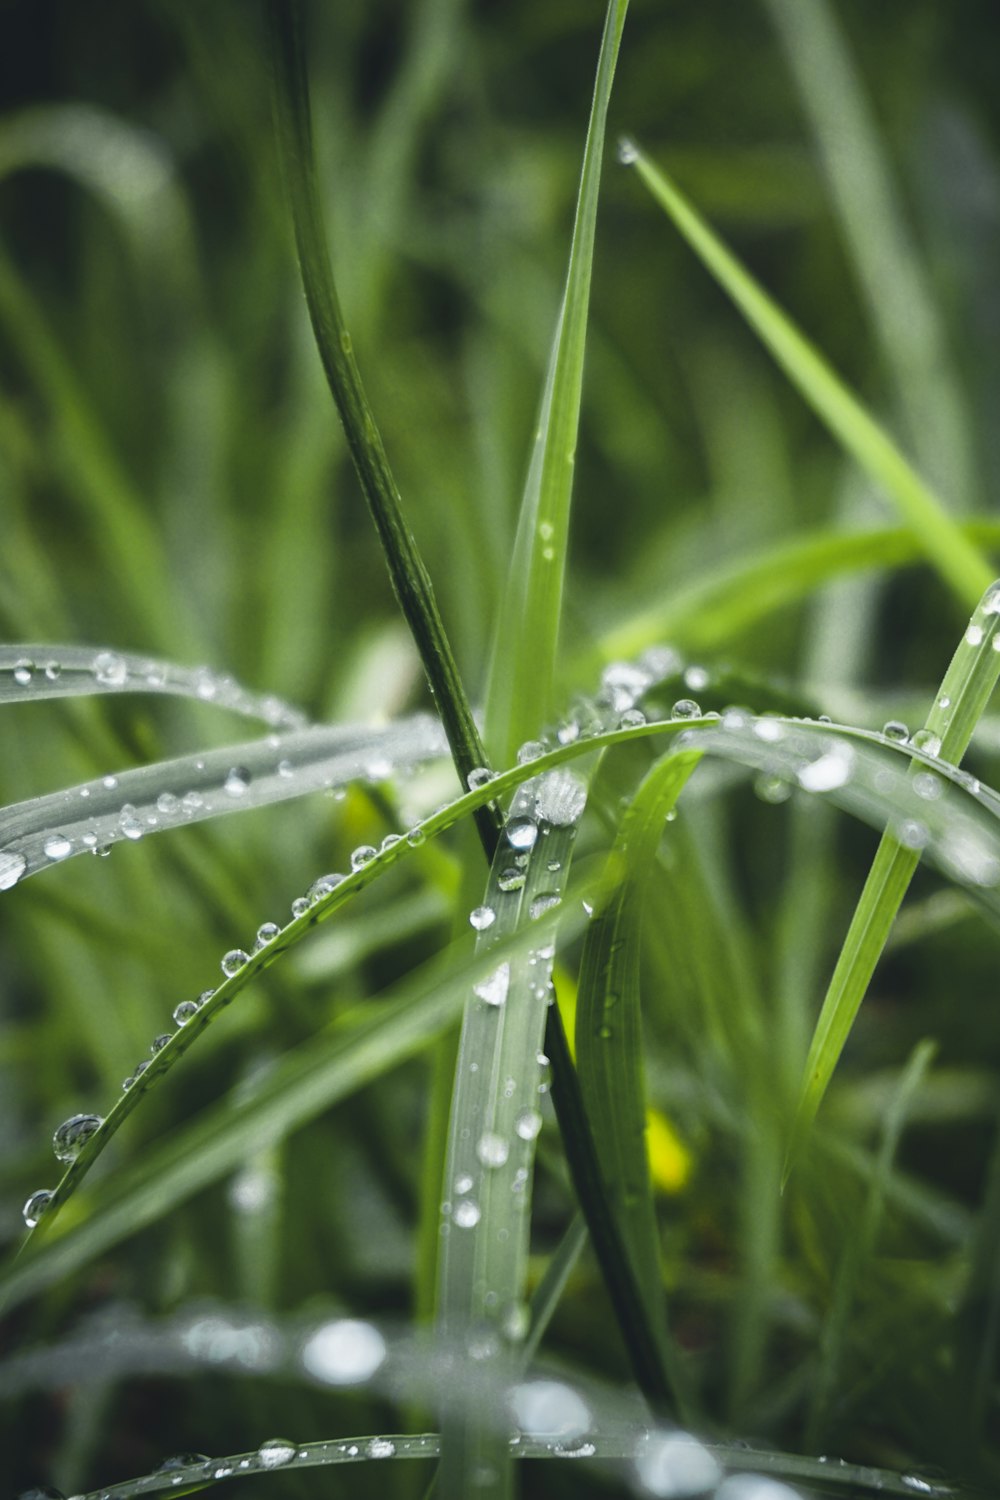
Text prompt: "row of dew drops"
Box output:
[[14, 1304, 957, 1500], [19, 638, 989, 1228]]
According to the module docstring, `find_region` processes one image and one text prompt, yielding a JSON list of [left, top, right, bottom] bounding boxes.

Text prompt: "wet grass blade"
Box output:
[[624, 143, 992, 609], [785, 581, 1000, 1179], [484, 0, 629, 765], [265, 0, 497, 851], [575, 748, 703, 1413]]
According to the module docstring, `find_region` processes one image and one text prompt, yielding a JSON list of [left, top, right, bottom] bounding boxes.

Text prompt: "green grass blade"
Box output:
[[522, 1213, 589, 1367], [786, 581, 1000, 1179], [625, 143, 993, 609], [598, 521, 1000, 664], [763, 0, 973, 504], [265, 0, 497, 854], [807, 1038, 936, 1448], [484, 0, 629, 765], [575, 749, 702, 1409]]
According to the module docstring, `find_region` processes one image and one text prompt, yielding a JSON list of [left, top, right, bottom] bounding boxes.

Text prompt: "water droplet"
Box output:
[[12, 657, 34, 686], [257, 1439, 296, 1469], [53, 1113, 103, 1163], [619, 708, 646, 728], [671, 699, 701, 720], [754, 774, 792, 805], [753, 717, 783, 742], [617, 136, 638, 165], [467, 767, 496, 791], [882, 720, 909, 742], [515, 1108, 542, 1141], [17, 1489, 64, 1500], [910, 729, 942, 757], [301, 1318, 386, 1385], [469, 905, 496, 931], [535, 769, 587, 826], [0, 850, 27, 890], [173, 1000, 200, 1025], [122, 1060, 150, 1089], [118, 805, 144, 841], [634, 1430, 722, 1498], [197, 988, 215, 1007], [913, 772, 943, 801], [529, 892, 561, 920], [255, 922, 281, 948], [506, 816, 539, 851], [797, 746, 853, 793], [22, 1189, 54, 1228], [366, 1438, 396, 1460], [454, 1199, 481, 1228], [501, 1302, 531, 1343], [150, 1033, 172, 1055], [221, 949, 250, 978], [181, 790, 203, 814], [43, 834, 72, 861], [224, 766, 251, 797], [454, 1173, 474, 1195], [351, 844, 377, 871], [497, 867, 526, 893], [510, 1379, 591, 1440], [896, 819, 929, 850], [477, 1132, 509, 1168], [406, 826, 426, 847], [557, 721, 580, 745], [156, 791, 180, 818], [93, 651, 127, 686], [474, 961, 509, 1005], [277, 758, 294, 779], [966, 624, 984, 647], [291, 896, 310, 919], [154, 1456, 209, 1474]]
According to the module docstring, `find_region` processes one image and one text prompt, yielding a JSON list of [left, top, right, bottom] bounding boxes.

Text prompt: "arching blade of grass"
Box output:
[[624, 144, 993, 610], [763, 0, 973, 504], [436, 767, 587, 1498], [0, 884, 594, 1315], [575, 749, 702, 1414], [785, 581, 1000, 1180], [807, 1038, 937, 1448], [597, 521, 1000, 664], [483, 0, 629, 765], [265, 0, 496, 854]]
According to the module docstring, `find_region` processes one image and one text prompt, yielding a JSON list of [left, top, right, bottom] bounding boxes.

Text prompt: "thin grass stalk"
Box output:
[[265, 0, 499, 856]]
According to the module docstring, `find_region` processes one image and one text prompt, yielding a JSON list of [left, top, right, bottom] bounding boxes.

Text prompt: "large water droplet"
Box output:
[[469, 905, 496, 931], [366, 1438, 396, 1460], [224, 766, 251, 797], [497, 867, 526, 893], [467, 766, 497, 791], [23, 1189, 54, 1228], [93, 651, 127, 687], [529, 892, 561, 920], [12, 657, 34, 686], [797, 746, 853, 793], [474, 961, 509, 1006], [255, 922, 281, 948], [53, 1113, 103, 1163], [515, 1108, 543, 1141], [150, 1033, 172, 1055], [882, 720, 909, 742], [301, 1318, 386, 1385], [477, 1132, 509, 1168], [506, 817, 538, 851], [965, 624, 984, 647], [671, 699, 701, 720], [454, 1199, 481, 1228], [221, 949, 250, 978], [510, 1379, 591, 1440], [634, 1430, 723, 1498], [43, 834, 72, 862], [257, 1439, 297, 1469], [351, 845, 377, 871], [173, 999, 200, 1026], [910, 729, 942, 757], [0, 850, 27, 890], [535, 769, 587, 826]]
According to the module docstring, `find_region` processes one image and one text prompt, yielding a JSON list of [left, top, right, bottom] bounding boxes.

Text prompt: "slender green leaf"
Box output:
[[484, 0, 629, 764], [625, 143, 993, 609], [786, 581, 1000, 1178]]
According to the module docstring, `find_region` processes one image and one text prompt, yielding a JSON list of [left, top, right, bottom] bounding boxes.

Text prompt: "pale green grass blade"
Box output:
[[484, 0, 629, 765], [1, 890, 592, 1314], [625, 144, 993, 609], [786, 581, 1000, 1178], [266, 0, 495, 852], [598, 521, 1000, 664], [522, 1213, 588, 1366], [436, 767, 587, 1497], [575, 749, 702, 1405], [764, 0, 974, 504], [807, 1039, 936, 1448]]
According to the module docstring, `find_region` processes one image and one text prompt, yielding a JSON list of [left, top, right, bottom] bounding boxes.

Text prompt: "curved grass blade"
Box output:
[[0, 644, 306, 725], [575, 749, 702, 1408], [597, 521, 1000, 664], [522, 1213, 589, 1366], [484, 0, 629, 764], [784, 580, 1000, 1179], [623, 143, 993, 609], [0, 715, 446, 888], [265, 0, 496, 853]]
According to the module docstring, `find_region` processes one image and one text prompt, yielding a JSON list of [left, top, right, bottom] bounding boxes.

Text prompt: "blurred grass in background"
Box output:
[[3, 0, 1000, 1494]]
